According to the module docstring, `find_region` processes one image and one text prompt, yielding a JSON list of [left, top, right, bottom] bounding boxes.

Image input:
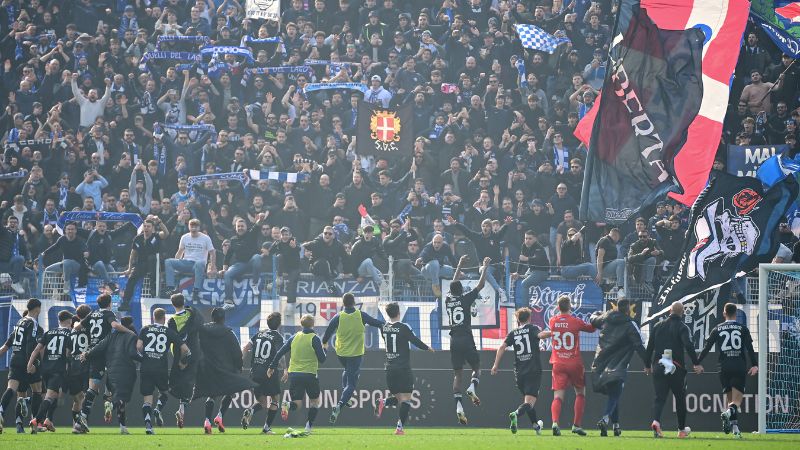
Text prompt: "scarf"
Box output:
[[247, 170, 310, 183], [139, 51, 201, 71], [156, 35, 210, 50], [200, 46, 255, 64], [0, 170, 28, 180], [240, 65, 311, 86], [304, 82, 369, 95], [187, 172, 247, 190], [57, 211, 143, 231]]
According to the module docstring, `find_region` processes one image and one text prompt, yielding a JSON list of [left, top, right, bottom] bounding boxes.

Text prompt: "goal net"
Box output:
[[758, 264, 800, 434]]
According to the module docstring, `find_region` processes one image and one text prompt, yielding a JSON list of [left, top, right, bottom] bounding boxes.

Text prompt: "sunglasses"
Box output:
[[323, 232, 333, 236]]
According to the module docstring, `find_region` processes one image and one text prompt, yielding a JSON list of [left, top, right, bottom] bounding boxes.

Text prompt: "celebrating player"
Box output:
[[589, 299, 647, 437], [137, 308, 190, 435], [195, 308, 254, 434], [167, 293, 205, 428], [446, 256, 490, 425], [697, 303, 758, 438], [67, 305, 91, 431], [75, 293, 136, 432], [269, 314, 326, 435], [241, 312, 286, 434], [491, 307, 550, 435], [374, 302, 434, 435], [0, 298, 43, 434], [644, 301, 703, 439], [26, 309, 73, 433], [80, 316, 139, 434], [548, 295, 595, 436], [323, 292, 384, 424]]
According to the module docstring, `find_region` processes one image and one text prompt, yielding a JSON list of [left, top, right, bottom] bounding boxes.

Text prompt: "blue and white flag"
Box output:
[[240, 35, 282, 47], [200, 46, 255, 64], [0, 170, 27, 180], [240, 66, 310, 86], [155, 35, 209, 50], [187, 172, 247, 189], [515, 24, 570, 53], [138, 51, 201, 71], [247, 170, 310, 183], [57, 212, 143, 232]]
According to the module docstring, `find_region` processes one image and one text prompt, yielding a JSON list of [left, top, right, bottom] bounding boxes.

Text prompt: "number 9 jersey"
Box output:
[[548, 313, 595, 366]]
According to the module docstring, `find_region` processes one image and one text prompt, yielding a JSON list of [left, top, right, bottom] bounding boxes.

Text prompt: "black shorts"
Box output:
[[67, 372, 89, 396], [450, 337, 480, 370], [42, 372, 65, 392], [140, 371, 170, 396], [720, 367, 747, 394], [288, 373, 320, 401], [253, 375, 281, 397], [516, 370, 542, 397], [8, 364, 41, 389], [386, 368, 414, 394], [169, 361, 198, 399], [89, 360, 106, 381]]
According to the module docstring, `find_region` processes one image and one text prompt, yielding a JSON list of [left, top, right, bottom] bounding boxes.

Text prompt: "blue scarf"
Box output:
[[162, 123, 216, 140], [139, 51, 201, 71], [304, 82, 368, 95], [0, 170, 28, 180], [240, 65, 311, 86], [57, 211, 143, 231], [304, 59, 355, 66], [240, 35, 282, 46], [156, 35, 210, 50], [58, 184, 68, 209], [187, 172, 247, 190], [200, 46, 255, 64], [247, 170, 310, 183]]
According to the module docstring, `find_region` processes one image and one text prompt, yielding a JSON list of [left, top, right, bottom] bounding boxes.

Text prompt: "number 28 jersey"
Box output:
[[503, 323, 542, 375], [548, 313, 595, 366], [138, 324, 183, 373]]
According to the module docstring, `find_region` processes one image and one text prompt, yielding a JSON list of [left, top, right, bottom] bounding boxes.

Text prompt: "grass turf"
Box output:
[[3, 426, 800, 449]]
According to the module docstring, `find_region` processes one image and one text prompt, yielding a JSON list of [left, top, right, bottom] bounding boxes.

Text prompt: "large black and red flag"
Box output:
[[576, 0, 750, 216], [644, 171, 798, 324], [356, 101, 414, 158], [579, 2, 705, 223]]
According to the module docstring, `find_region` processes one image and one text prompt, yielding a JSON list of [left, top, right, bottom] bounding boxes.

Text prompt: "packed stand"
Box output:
[[0, 0, 797, 308]]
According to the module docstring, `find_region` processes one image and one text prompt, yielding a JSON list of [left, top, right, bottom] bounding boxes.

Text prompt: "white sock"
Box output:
[[732, 424, 740, 434], [456, 401, 464, 414], [468, 382, 476, 393]]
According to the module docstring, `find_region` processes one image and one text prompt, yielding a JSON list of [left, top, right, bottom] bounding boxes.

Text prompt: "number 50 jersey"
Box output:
[[138, 323, 184, 373]]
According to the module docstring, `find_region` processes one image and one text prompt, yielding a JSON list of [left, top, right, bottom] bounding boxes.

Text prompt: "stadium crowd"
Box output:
[[0, 0, 798, 309]]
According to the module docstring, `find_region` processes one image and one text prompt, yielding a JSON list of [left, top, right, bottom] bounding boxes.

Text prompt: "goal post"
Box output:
[[757, 263, 800, 434]]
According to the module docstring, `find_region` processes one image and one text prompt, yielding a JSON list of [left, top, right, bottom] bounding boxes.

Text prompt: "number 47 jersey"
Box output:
[[548, 313, 595, 366]]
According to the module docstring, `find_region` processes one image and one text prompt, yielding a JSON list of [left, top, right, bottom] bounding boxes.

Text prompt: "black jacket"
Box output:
[[85, 330, 139, 400], [350, 236, 387, 272], [194, 322, 254, 397], [590, 310, 647, 393], [645, 314, 700, 372]]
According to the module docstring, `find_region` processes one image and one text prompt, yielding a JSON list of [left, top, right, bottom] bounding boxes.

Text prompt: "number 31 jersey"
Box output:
[[138, 323, 183, 373], [503, 323, 542, 375], [548, 313, 595, 366]]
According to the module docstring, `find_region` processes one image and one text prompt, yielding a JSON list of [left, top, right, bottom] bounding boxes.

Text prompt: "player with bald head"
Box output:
[[644, 301, 704, 438]]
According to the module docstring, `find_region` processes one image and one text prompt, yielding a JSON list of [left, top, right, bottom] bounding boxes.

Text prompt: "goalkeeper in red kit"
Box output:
[[548, 295, 596, 436]]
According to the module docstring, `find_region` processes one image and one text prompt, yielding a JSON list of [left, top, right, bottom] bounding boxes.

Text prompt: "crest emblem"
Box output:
[[370, 110, 402, 143]]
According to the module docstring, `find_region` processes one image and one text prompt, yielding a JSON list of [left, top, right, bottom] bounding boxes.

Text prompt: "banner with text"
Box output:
[[727, 144, 788, 178]]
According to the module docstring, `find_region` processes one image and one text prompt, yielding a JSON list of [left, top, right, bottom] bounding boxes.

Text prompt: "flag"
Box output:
[[644, 172, 798, 323], [751, 0, 800, 58], [514, 24, 570, 53], [356, 101, 414, 158], [245, 0, 280, 21], [575, 0, 750, 209], [579, 3, 705, 223]]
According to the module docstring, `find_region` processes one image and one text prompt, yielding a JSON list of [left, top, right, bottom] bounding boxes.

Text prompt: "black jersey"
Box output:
[[445, 287, 481, 338], [139, 324, 183, 373], [81, 309, 117, 348], [37, 327, 72, 374], [68, 328, 90, 375], [382, 321, 430, 370], [699, 320, 757, 369], [5, 316, 40, 368], [503, 323, 543, 375], [249, 329, 284, 378]]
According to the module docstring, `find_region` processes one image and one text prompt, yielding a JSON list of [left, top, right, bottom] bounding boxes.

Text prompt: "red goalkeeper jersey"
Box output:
[[548, 313, 595, 365]]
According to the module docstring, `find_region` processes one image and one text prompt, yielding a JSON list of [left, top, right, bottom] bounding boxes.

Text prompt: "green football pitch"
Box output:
[[3, 427, 800, 449]]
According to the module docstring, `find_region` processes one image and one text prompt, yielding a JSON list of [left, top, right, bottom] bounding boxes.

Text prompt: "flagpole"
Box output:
[[757, 58, 796, 104]]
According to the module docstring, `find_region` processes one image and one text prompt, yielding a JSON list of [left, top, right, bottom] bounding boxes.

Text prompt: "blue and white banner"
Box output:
[[516, 279, 605, 351], [727, 144, 788, 178], [0, 170, 28, 180], [57, 211, 143, 231], [138, 51, 201, 71], [515, 23, 570, 53], [241, 65, 311, 86], [155, 35, 209, 50], [240, 35, 282, 46], [245, 0, 281, 21], [200, 46, 255, 64]]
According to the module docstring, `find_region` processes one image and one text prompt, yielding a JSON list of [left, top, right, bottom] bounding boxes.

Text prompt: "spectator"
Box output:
[[0, 215, 28, 294], [220, 216, 268, 310], [164, 218, 216, 302], [627, 229, 662, 289], [595, 228, 624, 288], [40, 222, 87, 300], [560, 227, 596, 280], [302, 225, 347, 295], [75, 169, 109, 208], [350, 224, 387, 287], [268, 226, 302, 303], [740, 70, 776, 116], [71, 75, 112, 129], [417, 233, 457, 297], [516, 230, 550, 298]]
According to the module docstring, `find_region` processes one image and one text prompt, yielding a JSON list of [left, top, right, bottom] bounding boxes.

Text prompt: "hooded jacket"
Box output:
[[194, 321, 253, 397], [589, 309, 647, 393]]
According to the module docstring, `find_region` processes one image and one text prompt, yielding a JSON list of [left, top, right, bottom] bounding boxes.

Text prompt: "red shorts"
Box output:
[[551, 363, 585, 391]]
